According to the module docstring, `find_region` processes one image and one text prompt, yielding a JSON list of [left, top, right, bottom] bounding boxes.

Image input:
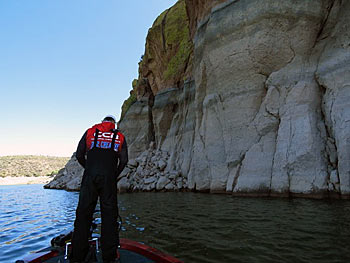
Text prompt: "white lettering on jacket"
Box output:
[[92, 132, 120, 140]]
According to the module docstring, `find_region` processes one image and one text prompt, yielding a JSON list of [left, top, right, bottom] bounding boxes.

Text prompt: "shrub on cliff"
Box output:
[[162, 0, 193, 81], [138, 0, 193, 93], [120, 79, 138, 121], [120, 91, 137, 121]]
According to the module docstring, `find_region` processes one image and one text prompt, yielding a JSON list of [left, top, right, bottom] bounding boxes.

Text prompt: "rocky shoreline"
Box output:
[[117, 142, 187, 193], [43, 142, 349, 199], [44, 142, 189, 193]]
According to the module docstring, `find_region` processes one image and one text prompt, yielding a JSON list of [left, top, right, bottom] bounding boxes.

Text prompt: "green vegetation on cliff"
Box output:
[[0, 155, 69, 177], [120, 0, 193, 120], [120, 79, 138, 121], [140, 0, 193, 81], [120, 92, 137, 121], [163, 0, 193, 80]]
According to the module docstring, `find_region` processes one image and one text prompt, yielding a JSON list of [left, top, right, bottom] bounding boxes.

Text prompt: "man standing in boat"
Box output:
[[71, 115, 128, 263]]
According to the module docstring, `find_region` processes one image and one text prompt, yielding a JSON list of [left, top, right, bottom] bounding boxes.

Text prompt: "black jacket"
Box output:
[[75, 130, 128, 176]]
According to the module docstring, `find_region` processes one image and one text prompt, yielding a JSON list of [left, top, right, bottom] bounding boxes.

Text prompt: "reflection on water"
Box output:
[[0, 184, 78, 262], [0, 185, 350, 263]]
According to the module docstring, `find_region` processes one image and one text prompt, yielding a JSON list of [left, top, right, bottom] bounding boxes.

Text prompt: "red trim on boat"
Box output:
[[120, 238, 183, 263], [19, 238, 182, 263], [21, 250, 59, 263]]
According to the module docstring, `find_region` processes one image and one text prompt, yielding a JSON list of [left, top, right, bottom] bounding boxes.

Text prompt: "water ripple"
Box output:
[[1, 186, 350, 263], [0, 185, 78, 262], [117, 193, 350, 263]]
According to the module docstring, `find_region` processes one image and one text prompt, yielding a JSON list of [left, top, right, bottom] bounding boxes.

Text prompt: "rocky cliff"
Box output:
[[47, 0, 350, 199], [121, 0, 350, 199]]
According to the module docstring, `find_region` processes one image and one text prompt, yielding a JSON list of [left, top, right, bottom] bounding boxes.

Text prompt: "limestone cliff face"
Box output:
[[316, 0, 350, 196], [120, 0, 350, 198], [190, 0, 330, 196]]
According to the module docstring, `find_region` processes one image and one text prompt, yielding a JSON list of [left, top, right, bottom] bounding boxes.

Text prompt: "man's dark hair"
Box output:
[[103, 116, 116, 123]]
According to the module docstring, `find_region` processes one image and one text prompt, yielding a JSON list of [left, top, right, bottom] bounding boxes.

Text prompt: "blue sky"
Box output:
[[0, 0, 177, 157]]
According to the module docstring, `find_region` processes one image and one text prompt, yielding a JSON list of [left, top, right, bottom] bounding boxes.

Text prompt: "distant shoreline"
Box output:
[[0, 176, 52, 186]]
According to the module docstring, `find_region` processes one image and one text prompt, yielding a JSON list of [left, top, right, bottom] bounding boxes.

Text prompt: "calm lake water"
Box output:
[[0, 184, 349, 263]]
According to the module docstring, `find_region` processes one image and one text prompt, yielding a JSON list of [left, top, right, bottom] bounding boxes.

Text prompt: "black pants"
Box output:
[[71, 151, 119, 262]]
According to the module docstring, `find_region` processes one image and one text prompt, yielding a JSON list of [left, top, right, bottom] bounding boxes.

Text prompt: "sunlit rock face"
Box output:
[[123, 0, 350, 198], [182, 0, 331, 196]]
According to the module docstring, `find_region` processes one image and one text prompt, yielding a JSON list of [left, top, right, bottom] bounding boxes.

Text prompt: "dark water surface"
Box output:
[[0, 185, 349, 263]]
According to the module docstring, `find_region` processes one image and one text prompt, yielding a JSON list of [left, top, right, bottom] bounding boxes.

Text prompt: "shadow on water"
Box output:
[[117, 193, 350, 263], [0, 185, 349, 263]]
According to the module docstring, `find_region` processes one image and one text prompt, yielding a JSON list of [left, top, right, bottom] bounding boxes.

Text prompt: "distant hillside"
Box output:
[[0, 155, 69, 177]]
